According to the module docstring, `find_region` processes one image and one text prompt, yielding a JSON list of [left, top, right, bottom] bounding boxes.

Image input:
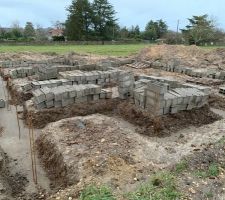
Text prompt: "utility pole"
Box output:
[[176, 20, 180, 44]]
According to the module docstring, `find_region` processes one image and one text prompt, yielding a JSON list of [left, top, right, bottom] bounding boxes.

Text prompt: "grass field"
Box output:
[[0, 44, 149, 56]]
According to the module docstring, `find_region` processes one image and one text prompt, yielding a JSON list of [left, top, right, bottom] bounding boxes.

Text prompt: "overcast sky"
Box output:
[[0, 0, 224, 31]]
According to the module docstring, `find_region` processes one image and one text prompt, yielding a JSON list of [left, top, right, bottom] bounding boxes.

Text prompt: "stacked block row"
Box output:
[[133, 79, 151, 108], [132, 78, 209, 115], [145, 82, 209, 115], [150, 61, 225, 80], [36, 66, 58, 80], [31, 79, 72, 90], [32, 84, 112, 110], [59, 69, 121, 86], [0, 59, 65, 69], [118, 71, 135, 99], [8, 67, 38, 79]]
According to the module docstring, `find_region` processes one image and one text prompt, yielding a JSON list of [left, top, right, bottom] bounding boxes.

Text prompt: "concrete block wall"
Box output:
[[8, 67, 38, 79], [0, 60, 65, 69], [118, 71, 135, 99], [59, 69, 121, 86], [31, 84, 112, 110], [145, 82, 169, 115], [134, 86, 146, 109], [150, 61, 225, 80], [138, 75, 182, 89], [133, 79, 209, 116], [31, 79, 72, 89], [36, 66, 58, 80]]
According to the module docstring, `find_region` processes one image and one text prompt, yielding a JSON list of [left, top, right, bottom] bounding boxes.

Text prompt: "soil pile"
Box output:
[[36, 114, 140, 192], [137, 44, 225, 70]]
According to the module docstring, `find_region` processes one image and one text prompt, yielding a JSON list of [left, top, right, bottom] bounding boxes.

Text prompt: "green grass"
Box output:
[[204, 191, 214, 198], [80, 185, 116, 200], [175, 160, 188, 173], [126, 172, 181, 200], [200, 45, 225, 50], [0, 44, 149, 56], [194, 163, 220, 179]]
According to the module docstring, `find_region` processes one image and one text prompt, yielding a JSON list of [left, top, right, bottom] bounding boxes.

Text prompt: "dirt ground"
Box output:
[[1, 46, 225, 199], [24, 98, 221, 137], [41, 113, 225, 200], [176, 137, 225, 200], [137, 44, 225, 70]]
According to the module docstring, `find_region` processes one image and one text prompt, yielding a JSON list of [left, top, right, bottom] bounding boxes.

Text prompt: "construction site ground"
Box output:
[[0, 46, 225, 200]]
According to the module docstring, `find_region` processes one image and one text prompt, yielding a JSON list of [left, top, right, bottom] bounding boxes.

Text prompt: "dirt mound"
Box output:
[[138, 44, 205, 61], [24, 99, 120, 129], [137, 44, 225, 70], [0, 52, 56, 62], [117, 102, 221, 136], [36, 114, 139, 191]]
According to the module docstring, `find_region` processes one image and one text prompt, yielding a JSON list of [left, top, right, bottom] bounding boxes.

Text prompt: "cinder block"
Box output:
[[93, 94, 100, 101], [54, 100, 62, 108], [46, 100, 54, 108], [36, 102, 46, 110]]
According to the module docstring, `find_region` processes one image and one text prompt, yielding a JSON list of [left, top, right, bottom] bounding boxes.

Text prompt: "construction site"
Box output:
[[0, 45, 225, 200]]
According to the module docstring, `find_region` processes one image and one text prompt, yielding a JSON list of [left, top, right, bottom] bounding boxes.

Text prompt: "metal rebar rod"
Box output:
[[15, 105, 21, 140], [30, 115, 38, 184], [28, 117, 36, 184]]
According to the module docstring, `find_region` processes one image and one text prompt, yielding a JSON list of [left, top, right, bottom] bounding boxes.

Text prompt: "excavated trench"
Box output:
[[1, 74, 225, 198], [0, 77, 50, 199]]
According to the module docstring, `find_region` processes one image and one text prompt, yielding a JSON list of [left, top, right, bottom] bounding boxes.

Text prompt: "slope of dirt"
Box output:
[[36, 114, 139, 191], [137, 44, 225, 70], [24, 99, 120, 128], [24, 99, 220, 137], [116, 103, 221, 136], [209, 94, 225, 111], [0, 52, 56, 62], [44, 114, 225, 200]]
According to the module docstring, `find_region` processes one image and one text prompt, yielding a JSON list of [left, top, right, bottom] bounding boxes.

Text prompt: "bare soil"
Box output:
[[116, 102, 221, 136], [43, 114, 225, 200], [175, 137, 225, 200], [24, 99, 120, 129], [24, 98, 221, 137], [209, 94, 225, 111], [137, 44, 225, 70]]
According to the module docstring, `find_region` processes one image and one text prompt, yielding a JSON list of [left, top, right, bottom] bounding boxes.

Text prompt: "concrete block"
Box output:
[[46, 100, 54, 108], [32, 89, 46, 104], [0, 99, 5, 108], [100, 92, 106, 99], [171, 106, 178, 114], [54, 100, 62, 108], [36, 102, 46, 110], [93, 94, 100, 101]]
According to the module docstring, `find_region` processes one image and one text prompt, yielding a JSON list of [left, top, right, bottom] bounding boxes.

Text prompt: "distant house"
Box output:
[[48, 28, 64, 41]]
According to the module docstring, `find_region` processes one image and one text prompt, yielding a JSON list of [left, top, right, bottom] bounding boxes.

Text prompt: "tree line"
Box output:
[[0, 0, 225, 45], [0, 21, 49, 41]]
